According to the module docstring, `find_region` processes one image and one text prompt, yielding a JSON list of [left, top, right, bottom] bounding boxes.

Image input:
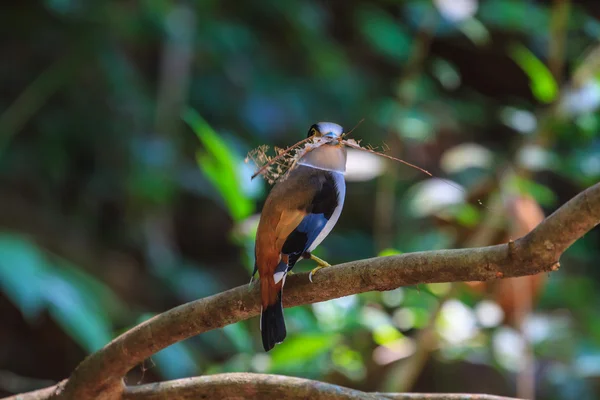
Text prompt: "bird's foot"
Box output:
[[307, 253, 331, 283]]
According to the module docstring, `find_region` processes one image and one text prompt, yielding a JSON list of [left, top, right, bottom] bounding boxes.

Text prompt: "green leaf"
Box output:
[[479, 0, 549, 33], [356, 6, 411, 64], [411, 306, 433, 329], [270, 333, 337, 370], [426, 282, 452, 297], [183, 107, 253, 221], [378, 248, 403, 257], [509, 44, 558, 104], [453, 203, 482, 228], [0, 234, 49, 320], [331, 344, 365, 380], [373, 324, 403, 345], [45, 275, 113, 353], [0, 233, 116, 352], [512, 176, 558, 207]]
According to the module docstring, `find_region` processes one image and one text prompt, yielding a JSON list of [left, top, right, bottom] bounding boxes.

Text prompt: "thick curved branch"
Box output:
[[121, 373, 520, 400], [5, 182, 600, 400]]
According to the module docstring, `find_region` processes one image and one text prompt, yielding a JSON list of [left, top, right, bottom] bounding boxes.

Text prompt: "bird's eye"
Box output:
[[306, 125, 320, 138]]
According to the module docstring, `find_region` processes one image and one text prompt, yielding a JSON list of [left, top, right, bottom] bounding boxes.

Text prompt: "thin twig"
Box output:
[[341, 139, 432, 176], [342, 118, 365, 138]]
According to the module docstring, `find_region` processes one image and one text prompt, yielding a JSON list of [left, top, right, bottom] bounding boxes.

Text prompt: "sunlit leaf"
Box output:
[[427, 282, 453, 297], [331, 344, 365, 381], [511, 176, 558, 207], [0, 234, 49, 320], [453, 203, 482, 228], [378, 248, 402, 257], [412, 306, 433, 329], [509, 44, 558, 104], [269, 333, 337, 370], [373, 324, 403, 346], [183, 107, 253, 221]]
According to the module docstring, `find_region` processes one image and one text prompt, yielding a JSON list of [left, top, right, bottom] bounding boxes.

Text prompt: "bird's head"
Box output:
[[307, 122, 344, 144], [298, 122, 347, 173]]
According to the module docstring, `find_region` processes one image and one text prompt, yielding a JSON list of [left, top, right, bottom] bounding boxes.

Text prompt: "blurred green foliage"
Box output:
[[1, 0, 600, 399], [184, 107, 253, 221], [0, 234, 124, 353], [510, 43, 559, 104]]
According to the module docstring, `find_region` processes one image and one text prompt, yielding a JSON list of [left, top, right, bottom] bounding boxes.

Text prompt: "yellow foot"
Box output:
[[308, 254, 331, 283]]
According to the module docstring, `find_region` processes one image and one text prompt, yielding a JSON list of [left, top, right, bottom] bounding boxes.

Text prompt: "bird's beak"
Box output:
[[323, 132, 342, 145]]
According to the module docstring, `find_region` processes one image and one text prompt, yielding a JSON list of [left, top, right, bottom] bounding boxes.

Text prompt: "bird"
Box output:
[[253, 122, 347, 351]]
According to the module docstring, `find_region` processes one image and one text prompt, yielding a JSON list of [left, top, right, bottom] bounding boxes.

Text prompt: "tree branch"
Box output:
[[4, 182, 600, 400], [121, 373, 520, 400]]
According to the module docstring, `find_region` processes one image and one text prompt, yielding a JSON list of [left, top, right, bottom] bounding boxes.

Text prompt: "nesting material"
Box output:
[[246, 134, 432, 185]]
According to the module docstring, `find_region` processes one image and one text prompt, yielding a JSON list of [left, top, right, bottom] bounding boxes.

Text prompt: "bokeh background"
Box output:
[[2, 0, 600, 399]]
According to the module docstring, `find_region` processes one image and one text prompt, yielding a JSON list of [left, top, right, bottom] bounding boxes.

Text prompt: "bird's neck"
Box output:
[[297, 144, 347, 173]]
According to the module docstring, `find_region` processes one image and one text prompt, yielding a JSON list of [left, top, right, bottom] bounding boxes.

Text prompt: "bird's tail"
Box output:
[[260, 287, 286, 352]]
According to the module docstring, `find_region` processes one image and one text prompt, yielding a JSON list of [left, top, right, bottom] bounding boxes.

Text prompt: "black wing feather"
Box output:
[[281, 170, 338, 268]]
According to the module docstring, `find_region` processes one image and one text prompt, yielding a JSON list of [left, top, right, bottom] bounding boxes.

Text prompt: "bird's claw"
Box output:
[[308, 266, 322, 283], [308, 254, 331, 283]]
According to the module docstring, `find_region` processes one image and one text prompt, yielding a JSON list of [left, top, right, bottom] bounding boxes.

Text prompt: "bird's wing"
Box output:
[[281, 170, 338, 266], [255, 166, 319, 276], [274, 209, 307, 250]]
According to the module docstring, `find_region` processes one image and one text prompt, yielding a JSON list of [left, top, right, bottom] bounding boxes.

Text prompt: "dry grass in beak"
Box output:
[[246, 125, 434, 185], [246, 136, 315, 184]]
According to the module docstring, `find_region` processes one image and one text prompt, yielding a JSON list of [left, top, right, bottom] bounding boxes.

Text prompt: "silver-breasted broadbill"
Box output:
[[254, 122, 347, 351]]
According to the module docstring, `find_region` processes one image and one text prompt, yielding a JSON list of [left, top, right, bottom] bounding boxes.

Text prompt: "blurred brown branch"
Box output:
[[122, 373, 520, 400], [4, 182, 600, 400], [8, 374, 521, 400]]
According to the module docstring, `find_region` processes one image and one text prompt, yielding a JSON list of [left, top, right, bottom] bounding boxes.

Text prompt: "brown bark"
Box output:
[[123, 373, 521, 400]]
